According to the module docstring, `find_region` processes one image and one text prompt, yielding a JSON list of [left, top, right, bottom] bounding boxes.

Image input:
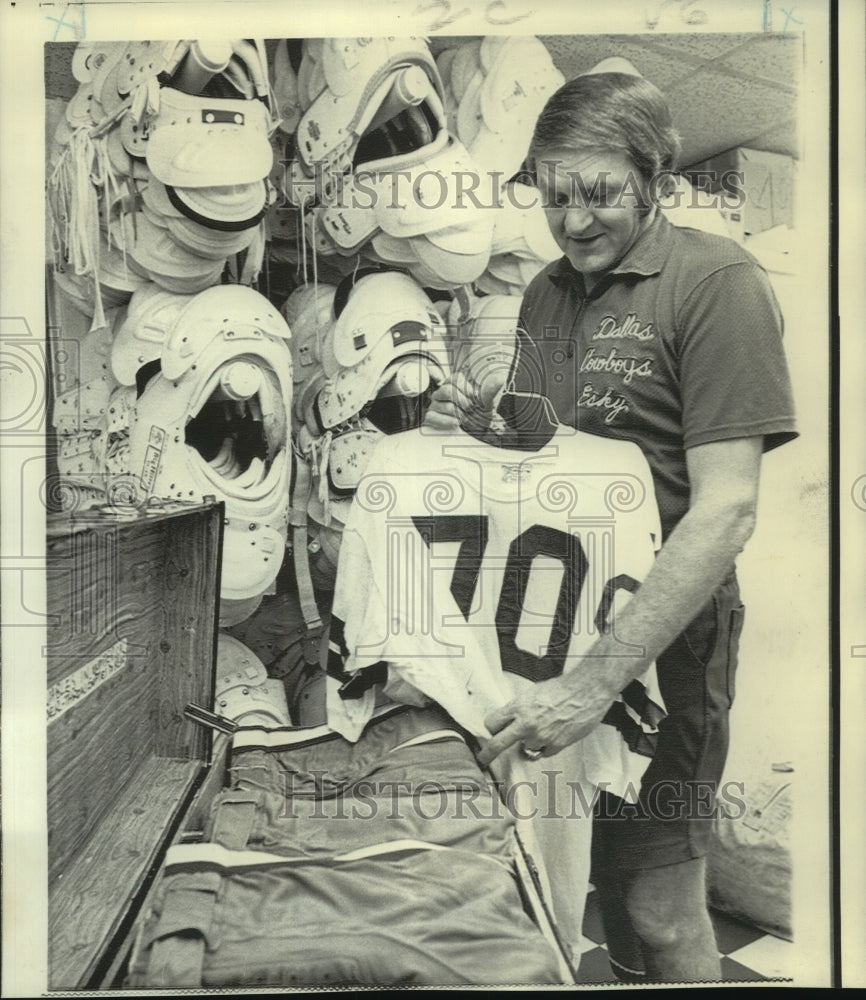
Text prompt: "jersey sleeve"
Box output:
[[676, 260, 798, 452]]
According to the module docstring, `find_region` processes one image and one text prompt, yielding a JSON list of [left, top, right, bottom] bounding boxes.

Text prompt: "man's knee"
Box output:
[[624, 859, 712, 950]]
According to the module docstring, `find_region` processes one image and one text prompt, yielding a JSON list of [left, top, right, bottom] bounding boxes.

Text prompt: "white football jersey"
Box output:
[[326, 424, 666, 954]]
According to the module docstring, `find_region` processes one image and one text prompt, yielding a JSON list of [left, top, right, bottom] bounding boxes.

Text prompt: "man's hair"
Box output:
[[528, 72, 682, 188]]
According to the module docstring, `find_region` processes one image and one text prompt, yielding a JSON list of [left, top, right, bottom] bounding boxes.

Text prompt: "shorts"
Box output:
[[592, 572, 746, 874]]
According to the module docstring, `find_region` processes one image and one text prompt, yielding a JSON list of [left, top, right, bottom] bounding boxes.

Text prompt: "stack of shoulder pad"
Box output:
[[278, 37, 496, 291], [47, 39, 278, 332], [285, 269, 450, 590], [274, 270, 450, 691]]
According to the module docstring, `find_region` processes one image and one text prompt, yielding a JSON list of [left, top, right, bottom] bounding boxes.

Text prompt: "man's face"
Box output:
[[536, 149, 655, 280]]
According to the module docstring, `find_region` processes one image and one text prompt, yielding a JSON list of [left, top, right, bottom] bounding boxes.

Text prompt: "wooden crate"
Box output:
[[46, 500, 223, 990]]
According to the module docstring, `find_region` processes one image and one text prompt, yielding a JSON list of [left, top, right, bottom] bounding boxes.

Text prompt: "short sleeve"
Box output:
[[677, 260, 798, 452]]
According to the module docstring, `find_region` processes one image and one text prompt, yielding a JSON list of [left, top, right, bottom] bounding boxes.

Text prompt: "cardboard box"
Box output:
[[684, 147, 796, 238], [47, 500, 223, 990]]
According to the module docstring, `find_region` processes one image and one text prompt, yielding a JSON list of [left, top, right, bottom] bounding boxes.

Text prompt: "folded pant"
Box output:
[[127, 705, 564, 987]]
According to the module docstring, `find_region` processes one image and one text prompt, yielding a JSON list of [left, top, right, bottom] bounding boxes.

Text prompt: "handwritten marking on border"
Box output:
[[412, 0, 532, 32], [45, 2, 86, 41]]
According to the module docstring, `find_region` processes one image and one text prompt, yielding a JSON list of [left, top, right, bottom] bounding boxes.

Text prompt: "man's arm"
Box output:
[[477, 435, 764, 764]]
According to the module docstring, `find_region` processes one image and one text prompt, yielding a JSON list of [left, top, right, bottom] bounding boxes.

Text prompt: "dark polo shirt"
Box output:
[[507, 212, 798, 539]]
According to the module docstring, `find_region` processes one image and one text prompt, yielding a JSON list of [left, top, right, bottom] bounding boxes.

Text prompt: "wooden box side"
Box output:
[[154, 507, 222, 758], [46, 505, 222, 901]]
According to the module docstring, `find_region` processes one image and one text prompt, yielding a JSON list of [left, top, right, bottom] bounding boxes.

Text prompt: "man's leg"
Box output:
[[590, 869, 646, 981], [592, 840, 719, 982], [592, 575, 743, 982], [624, 856, 719, 981]]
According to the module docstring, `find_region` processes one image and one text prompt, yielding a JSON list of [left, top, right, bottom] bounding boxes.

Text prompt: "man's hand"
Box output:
[[476, 673, 615, 765], [423, 372, 494, 435]]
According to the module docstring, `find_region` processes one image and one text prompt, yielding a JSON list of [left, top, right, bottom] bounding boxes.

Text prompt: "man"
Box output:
[[425, 70, 797, 982]]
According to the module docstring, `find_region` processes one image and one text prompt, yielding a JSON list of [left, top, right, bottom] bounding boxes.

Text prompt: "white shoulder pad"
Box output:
[[105, 384, 138, 435], [407, 234, 490, 287], [372, 137, 484, 237], [286, 285, 336, 392], [451, 293, 519, 402], [478, 37, 563, 134], [53, 377, 114, 435], [216, 631, 268, 686], [220, 519, 285, 601], [110, 215, 220, 282], [327, 271, 439, 371], [272, 38, 302, 135], [321, 37, 437, 99], [166, 216, 257, 260], [56, 433, 101, 479], [449, 39, 483, 102], [486, 255, 525, 286], [219, 594, 264, 629], [111, 285, 196, 385], [65, 83, 96, 128], [294, 40, 444, 186], [317, 341, 446, 428], [115, 39, 183, 94], [307, 488, 354, 531], [295, 366, 329, 432], [119, 104, 150, 158], [73, 319, 117, 386], [97, 230, 152, 295], [314, 120, 480, 257], [283, 282, 337, 341], [161, 284, 291, 380], [295, 38, 441, 165], [72, 42, 121, 85], [455, 67, 484, 148], [325, 424, 384, 493], [298, 38, 326, 110], [129, 370, 292, 623], [313, 186, 380, 254], [145, 87, 273, 188]]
